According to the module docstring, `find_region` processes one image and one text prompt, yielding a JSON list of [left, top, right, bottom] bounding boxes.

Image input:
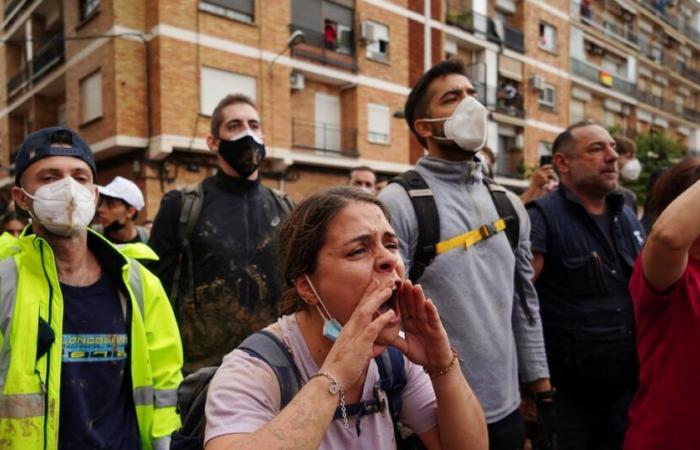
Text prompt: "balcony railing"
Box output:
[[677, 62, 700, 86], [634, 89, 675, 115], [570, 58, 636, 96], [503, 24, 524, 53], [291, 119, 358, 157], [683, 107, 700, 122], [446, 4, 501, 44], [570, 0, 638, 48], [3, 0, 28, 28], [640, 0, 679, 28], [289, 25, 357, 71], [6, 34, 65, 96]]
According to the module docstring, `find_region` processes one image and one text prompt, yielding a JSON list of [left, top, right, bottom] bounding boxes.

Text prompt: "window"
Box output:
[[200, 67, 256, 116], [675, 94, 685, 114], [80, 70, 102, 124], [367, 103, 391, 144], [538, 22, 557, 52], [570, 99, 586, 123], [538, 83, 556, 110], [603, 110, 616, 128], [292, 0, 354, 54], [80, 0, 100, 20], [365, 21, 390, 62], [200, 0, 254, 23]]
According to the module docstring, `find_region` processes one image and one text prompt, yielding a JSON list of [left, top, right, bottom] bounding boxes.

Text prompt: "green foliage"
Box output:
[[623, 131, 687, 205]]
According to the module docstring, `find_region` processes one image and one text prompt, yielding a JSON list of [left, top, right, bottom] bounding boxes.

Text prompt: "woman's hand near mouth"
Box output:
[[388, 280, 454, 373]]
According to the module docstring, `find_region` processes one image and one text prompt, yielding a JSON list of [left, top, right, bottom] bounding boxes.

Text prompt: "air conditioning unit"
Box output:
[[360, 21, 376, 44], [290, 71, 305, 91], [530, 75, 545, 91]]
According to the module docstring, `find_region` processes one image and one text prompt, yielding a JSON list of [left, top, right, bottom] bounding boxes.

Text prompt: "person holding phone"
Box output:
[[520, 155, 559, 204]]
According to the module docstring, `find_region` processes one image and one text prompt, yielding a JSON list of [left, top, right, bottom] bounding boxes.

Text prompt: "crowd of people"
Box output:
[[0, 57, 698, 450]]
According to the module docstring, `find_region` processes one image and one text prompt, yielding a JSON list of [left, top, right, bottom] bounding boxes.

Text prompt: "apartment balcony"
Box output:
[[634, 89, 678, 115], [570, 0, 638, 48], [683, 107, 700, 122], [677, 62, 700, 86], [291, 119, 358, 157], [502, 24, 524, 53], [3, 0, 28, 29], [570, 58, 636, 97], [639, 0, 679, 29], [6, 34, 65, 97], [446, 4, 501, 44], [289, 25, 357, 72]]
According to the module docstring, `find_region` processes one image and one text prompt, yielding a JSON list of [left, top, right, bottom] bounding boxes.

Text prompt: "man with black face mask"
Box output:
[[148, 94, 293, 374], [95, 176, 150, 244]]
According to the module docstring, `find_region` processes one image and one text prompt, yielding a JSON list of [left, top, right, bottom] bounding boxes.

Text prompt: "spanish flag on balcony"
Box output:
[[599, 70, 613, 87]]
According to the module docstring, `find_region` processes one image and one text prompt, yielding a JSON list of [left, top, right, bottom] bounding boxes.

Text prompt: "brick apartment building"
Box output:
[[1, 0, 699, 219]]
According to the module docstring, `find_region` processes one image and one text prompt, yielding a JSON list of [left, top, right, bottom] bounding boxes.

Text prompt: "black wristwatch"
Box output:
[[534, 388, 556, 402]]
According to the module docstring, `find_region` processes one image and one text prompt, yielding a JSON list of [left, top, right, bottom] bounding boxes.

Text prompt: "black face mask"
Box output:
[[218, 133, 266, 178], [104, 218, 126, 234]]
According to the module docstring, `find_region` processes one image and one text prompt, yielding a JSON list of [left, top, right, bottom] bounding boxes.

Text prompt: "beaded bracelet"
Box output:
[[309, 372, 349, 429], [424, 347, 460, 377]]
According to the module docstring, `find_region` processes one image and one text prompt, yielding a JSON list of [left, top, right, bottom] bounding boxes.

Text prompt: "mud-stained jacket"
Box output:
[[148, 172, 289, 373], [0, 229, 183, 450]]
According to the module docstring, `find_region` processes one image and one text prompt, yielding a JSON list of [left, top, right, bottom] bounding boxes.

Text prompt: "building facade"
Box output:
[[1, 0, 699, 218]]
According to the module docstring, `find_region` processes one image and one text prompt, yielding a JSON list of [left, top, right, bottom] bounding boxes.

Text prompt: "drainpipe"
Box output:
[[424, 0, 431, 71]]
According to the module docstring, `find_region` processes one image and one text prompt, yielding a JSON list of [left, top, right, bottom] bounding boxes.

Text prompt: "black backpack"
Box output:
[[390, 170, 535, 325], [170, 330, 418, 450], [169, 182, 294, 306]]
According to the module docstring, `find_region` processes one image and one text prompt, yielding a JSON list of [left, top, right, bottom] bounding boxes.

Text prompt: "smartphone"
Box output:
[[539, 155, 552, 166]]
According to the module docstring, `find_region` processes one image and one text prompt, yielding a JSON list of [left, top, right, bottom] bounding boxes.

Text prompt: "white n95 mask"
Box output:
[[421, 96, 488, 152], [23, 177, 96, 236], [620, 158, 642, 181]]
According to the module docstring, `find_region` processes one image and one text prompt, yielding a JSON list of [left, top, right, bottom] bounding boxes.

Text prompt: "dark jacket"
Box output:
[[527, 186, 645, 389], [148, 172, 288, 373]]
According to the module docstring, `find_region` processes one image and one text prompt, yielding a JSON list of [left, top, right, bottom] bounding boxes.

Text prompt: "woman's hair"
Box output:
[[278, 186, 391, 315], [650, 157, 700, 215]]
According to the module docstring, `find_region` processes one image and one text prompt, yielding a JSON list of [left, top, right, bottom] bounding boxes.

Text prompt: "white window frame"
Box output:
[[538, 22, 557, 53], [365, 21, 390, 62], [367, 103, 391, 145], [538, 83, 556, 109], [200, 67, 256, 116], [80, 70, 102, 124], [569, 99, 586, 124]]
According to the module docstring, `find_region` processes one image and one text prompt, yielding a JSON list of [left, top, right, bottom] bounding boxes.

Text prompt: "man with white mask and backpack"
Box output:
[[379, 59, 554, 450], [0, 126, 182, 450]]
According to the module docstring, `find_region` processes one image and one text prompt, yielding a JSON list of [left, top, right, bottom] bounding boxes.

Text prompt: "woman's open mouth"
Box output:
[[376, 280, 402, 324]]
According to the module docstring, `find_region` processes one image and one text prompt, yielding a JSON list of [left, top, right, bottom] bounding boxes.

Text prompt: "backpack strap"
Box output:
[[266, 186, 294, 216], [484, 179, 536, 326], [171, 182, 204, 307], [390, 171, 440, 282], [238, 330, 302, 408]]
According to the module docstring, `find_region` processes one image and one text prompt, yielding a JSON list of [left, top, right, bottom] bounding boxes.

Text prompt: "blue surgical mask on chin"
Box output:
[[304, 274, 343, 342]]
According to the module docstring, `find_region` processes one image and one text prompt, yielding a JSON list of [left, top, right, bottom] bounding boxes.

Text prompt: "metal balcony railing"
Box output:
[[570, 0, 638, 48], [288, 25, 357, 71], [634, 90, 675, 115], [291, 119, 358, 157], [5, 34, 65, 96], [570, 58, 636, 97], [677, 62, 700, 86], [683, 107, 700, 122], [3, 0, 27, 28], [503, 24, 524, 53], [446, 3, 501, 44], [639, 0, 679, 28]]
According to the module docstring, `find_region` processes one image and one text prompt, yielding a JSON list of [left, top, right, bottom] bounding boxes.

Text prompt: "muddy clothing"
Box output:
[[59, 273, 140, 450], [148, 172, 288, 373]]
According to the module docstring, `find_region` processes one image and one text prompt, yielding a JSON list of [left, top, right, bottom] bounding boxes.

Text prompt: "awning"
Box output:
[[498, 55, 523, 81], [491, 112, 526, 127], [613, 0, 637, 15]]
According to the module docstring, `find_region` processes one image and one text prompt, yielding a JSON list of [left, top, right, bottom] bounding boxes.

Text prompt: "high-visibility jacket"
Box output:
[[0, 229, 183, 450]]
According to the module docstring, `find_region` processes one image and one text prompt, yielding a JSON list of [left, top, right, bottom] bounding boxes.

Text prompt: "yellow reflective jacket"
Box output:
[[0, 230, 183, 450]]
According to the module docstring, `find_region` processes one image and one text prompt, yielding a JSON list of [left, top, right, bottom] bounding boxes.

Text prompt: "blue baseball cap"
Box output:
[[14, 127, 96, 185]]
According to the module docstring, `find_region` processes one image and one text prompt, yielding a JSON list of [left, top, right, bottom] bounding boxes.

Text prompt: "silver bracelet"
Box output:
[[310, 372, 349, 429]]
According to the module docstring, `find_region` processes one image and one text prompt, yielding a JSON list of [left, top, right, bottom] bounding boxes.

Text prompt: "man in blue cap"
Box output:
[[0, 126, 183, 450]]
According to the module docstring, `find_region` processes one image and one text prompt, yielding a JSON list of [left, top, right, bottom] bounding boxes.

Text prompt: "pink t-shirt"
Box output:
[[624, 256, 700, 450], [205, 315, 438, 449]]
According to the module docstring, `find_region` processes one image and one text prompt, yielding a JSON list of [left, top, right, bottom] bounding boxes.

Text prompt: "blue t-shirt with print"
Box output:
[[58, 273, 141, 450]]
